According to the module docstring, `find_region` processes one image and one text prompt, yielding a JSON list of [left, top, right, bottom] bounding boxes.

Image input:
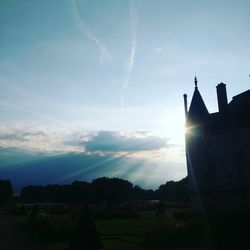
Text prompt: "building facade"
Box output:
[[184, 78, 250, 213]]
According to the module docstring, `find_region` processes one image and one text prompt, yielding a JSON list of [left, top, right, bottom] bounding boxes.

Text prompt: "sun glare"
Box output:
[[157, 108, 186, 146]]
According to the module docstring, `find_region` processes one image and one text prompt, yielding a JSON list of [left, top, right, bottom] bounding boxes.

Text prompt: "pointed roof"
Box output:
[[188, 77, 209, 123]]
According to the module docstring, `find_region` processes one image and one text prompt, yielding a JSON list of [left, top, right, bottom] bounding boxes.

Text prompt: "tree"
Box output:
[[70, 206, 102, 250], [0, 179, 13, 205]]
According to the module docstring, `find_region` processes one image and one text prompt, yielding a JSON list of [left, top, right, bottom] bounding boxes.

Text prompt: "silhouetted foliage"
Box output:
[[134, 185, 156, 200], [17, 204, 26, 215], [156, 202, 167, 217], [144, 216, 207, 249], [21, 176, 189, 204], [0, 179, 13, 205], [91, 177, 133, 203], [156, 176, 189, 202], [70, 206, 102, 250]]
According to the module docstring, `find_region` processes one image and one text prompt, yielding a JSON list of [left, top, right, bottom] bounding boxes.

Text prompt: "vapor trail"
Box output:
[[69, 0, 110, 65], [0, 25, 35, 41], [0, 100, 63, 125], [120, 2, 138, 108]]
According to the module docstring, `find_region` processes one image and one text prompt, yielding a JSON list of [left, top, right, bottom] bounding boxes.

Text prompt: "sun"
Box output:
[[156, 106, 186, 145], [167, 117, 185, 145]]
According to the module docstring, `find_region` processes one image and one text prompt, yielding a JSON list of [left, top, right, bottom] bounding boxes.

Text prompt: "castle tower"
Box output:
[[184, 78, 250, 213], [185, 77, 214, 213]]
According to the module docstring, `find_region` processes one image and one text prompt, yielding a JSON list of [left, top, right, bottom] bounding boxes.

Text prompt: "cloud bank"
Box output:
[[85, 131, 166, 153], [0, 124, 186, 191], [0, 124, 169, 158]]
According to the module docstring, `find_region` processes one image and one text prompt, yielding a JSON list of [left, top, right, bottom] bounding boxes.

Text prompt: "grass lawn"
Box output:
[[96, 218, 151, 235], [96, 218, 151, 250], [43, 243, 69, 250]]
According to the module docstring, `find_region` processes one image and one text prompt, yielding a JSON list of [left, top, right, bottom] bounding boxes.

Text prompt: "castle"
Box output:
[[184, 77, 250, 213]]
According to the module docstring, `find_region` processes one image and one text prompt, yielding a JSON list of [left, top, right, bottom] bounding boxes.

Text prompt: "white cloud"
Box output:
[[84, 130, 167, 155], [0, 124, 169, 156], [0, 124, 186, 188], [0, 124, 83, 153], [0, 122, 185, 163]]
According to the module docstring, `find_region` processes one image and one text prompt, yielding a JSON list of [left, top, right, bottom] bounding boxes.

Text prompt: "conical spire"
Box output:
[[188, 77, 209, 124]]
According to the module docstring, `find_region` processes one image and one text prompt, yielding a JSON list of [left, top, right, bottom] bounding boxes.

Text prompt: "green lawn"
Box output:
[[43, 243, 69, 250], [96, 218, 150, 250], [28, 212, 205, 250], [96, 218, 151, 235]]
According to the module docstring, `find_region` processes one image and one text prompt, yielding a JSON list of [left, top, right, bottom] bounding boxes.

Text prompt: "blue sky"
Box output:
[[0, 0, 250, 190]]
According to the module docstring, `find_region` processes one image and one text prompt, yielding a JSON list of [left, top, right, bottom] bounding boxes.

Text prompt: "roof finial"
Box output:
[[194, 76, 198, 88]]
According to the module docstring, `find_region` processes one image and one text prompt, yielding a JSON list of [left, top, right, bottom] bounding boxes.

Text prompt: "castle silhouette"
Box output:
[[184, 77, 250, 213]]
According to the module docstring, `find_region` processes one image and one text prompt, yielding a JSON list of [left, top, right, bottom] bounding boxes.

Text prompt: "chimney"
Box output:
[[216, 82, 228, 113]]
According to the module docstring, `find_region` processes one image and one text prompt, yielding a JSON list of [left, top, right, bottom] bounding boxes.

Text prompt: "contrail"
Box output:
[[68, 0, 110, 65], [120, 2, 138, 108], [0, 100, 63, 125], [0, 25, 36, 41]]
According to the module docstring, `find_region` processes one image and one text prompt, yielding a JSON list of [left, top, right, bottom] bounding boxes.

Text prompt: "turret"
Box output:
[[183, 94, 188, 118]]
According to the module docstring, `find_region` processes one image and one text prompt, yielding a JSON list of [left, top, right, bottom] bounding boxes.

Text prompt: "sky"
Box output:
[[0, 0, 250, 191]]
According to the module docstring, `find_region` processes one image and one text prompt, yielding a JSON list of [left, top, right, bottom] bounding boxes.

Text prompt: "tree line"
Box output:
[[20, 176, 189, 204]]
